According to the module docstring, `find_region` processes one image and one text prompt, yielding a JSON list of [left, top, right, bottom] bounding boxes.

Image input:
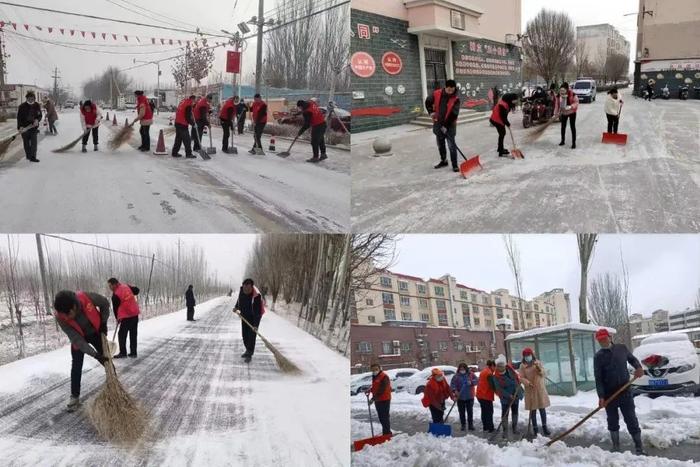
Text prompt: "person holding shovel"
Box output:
[[490, 354, 523, 438], [489, 93, 518, 157], [133, 90, 154, 152], [16, 90, 42, 162], [249, 94, 268, 154], [234, 278, 265, 363], [108, 278, 140, 359], [185, 284, 196, 321], [421, 368, 455, 423], [425, 79, 461, 172], [518, 348, 551, 436], [476, 359, 496, 432], [79, 100, 103, 153], [172, 95, 197, 159], [237, 99, 248, 135], [296, 99, 328, 163], [43, 96, 58, 135], [450, 362, 478, 431], [554, 82, 579, 149], [593, 328, 646, 455], [192, 94, 213, 152], [604, 88, 623, 135], [53, 290, 110, 412], [365, 363, 392, 436], [219, 95, 239, 154]]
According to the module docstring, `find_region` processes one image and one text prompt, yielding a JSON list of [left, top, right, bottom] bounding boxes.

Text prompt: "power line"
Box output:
[[110, 0, 221, 35]]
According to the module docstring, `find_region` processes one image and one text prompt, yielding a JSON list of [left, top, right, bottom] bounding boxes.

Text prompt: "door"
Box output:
[[424, 48, 447, 96]]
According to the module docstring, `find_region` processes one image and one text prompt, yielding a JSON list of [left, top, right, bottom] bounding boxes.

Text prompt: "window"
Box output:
[[401, 312, 412, 321], [365, 298, 374, 306], [367, 316, 376, 323], [382, 292, 394, 305], [496, 307, 504, 318], [461, 303, 469, 313], [463, 313, 470, 328], [471, 293, 477, 302], [439, 341, 449, 352], [450, 9, 465, 30], [473, 305, 479, 313], [380, 276, 392, 287], [474, 318, 480, 326], [434, 286, 445, 296], [485, 319, 492, 327], [436, 300, 447, 311], [400, 295, 410, 306], [512, 300, 517, 308], [438, 312, 448, 326], [419, 298, 429, 308], [402, 342, 412, 352], [399, 280, 408, 291], [495, 297, 502, 305], [382, 342, 394, 354], [417, 284, 427, 294], [454, 341, 464, 351], [525, 303, 531, 311], [384, 308, 396, 320], [460, 291, 468, 300], [356, 341, 372, 353], [482, 296, 490, 304], [534, 304, 539, 311], [420, 313, 430, 322]]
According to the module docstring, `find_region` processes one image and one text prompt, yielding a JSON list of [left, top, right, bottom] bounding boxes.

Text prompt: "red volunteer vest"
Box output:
[[251, 100, 267, 124], [175, 98, 194, 125], [194, 98, 210, 120], [432, 89, 458, 123], [81, 104, 98, 125], [137, 95, 153, 120], [308, 102, 326, 127], [489, 99, 510, 126], [114, 283, 140, 320], [55, 291, 102, 350], [370, 371, 392, 401], [219, 99, 236, 120]]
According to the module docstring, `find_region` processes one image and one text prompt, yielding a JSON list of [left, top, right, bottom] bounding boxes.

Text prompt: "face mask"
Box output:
[[459, 370, 466, 374], [372, 371, 379, 376], [27, 99, 35, 104], [435, 376, 443, 382], [524, 356, 533, 363]]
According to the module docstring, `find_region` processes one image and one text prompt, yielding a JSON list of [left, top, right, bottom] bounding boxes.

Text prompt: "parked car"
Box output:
[[351, 372, 373, 396], [63, 100, 75, 109], [395, 365, 457, 395], [572, 79, 597, 103], [631, 332, 700, 397], [278, 105, 351, 133], [385, 368, 419, 389]]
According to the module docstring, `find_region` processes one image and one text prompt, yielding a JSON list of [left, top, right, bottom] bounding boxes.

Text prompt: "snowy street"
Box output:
[[0, 110, 350, 233], [351, 391, 700, 465], [351, 93, 700, 233], [0, 297, 349, 467]]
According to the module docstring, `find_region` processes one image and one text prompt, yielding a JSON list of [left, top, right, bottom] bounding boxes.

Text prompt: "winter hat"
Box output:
[[296, 99, 306, 108], [431, 367, 444, 376], [522, 347, 534, 357], [445, 79, 457, 88], [595, 328, 610, 341], [206, 93, 213, 100], [495, 354, 506, 367], [25, 90, 36, 99], [457, 362, 467, 371], [134, 90, 144, 95]]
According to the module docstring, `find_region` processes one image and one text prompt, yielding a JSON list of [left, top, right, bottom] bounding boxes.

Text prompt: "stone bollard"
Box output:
[[372, 137, 393, 157]]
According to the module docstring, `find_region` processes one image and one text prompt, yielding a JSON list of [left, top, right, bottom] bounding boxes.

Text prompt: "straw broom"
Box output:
[[86, 332, 148, 444], [52, 130, 90, 153], [0, 124, 38, 157], [234, 310, 301, 374], [524, 117, 557, 144], [108, 121, 135, 151]]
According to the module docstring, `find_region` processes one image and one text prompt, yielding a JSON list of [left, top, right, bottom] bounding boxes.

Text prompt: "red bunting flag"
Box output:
[[48, 27, 53, 33], [60, 28, 64, 34], [70, 29, 74, 35], [124, 35, 128, 41], [151, 38, 155, 44], [35, 26, 42, 31], [112, 34, 117, 40], [102, 32, 106, 39], [12, 23, 17, 30], [160, 38, 164, 44], [81, 31, 85, 37], [135, 36, 140, 43], [90, 32, 96, 38], [23, 24, 29, 31]]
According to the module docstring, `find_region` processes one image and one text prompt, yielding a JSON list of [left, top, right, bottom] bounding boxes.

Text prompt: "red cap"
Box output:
[[595, 328, 610, 341], [522, 347, 534, 356]]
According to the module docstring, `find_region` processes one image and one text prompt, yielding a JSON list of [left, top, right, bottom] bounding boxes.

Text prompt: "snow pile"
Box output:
[[352, 433, 696, 467]]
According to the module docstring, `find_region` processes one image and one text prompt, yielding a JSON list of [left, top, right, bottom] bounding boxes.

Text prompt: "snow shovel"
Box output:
[[191, 125, 210, 160], [546, 377, 639, 447], [352, 393, 393, 451], [448, 133, 482, 178], [601, 104, 627, 145], [277, 134, 299, 158], [508, 127, 524, 159], [490, 384, 522, 441], [428, 399, 457, 437], [206, 125, 217, 155], [228, 119, 238, 155]]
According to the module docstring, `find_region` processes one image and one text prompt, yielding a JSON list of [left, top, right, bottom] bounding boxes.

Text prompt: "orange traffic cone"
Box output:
[[269, 137, 276, 152], [106, 111, 110, 121], [153, 129, 168, 155], [112, 114, 117, 125]]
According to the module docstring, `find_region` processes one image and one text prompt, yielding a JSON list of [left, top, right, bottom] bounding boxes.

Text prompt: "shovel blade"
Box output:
[[352, 434, 392, 451], [459, 155, 482, 178], [277, 151, 291, 158], [199, 150, 211, 160], [602, 133, 627, 145], [207, 147, 217, 154], [428, 422, 452, 437], [512, 149, 525, 159]]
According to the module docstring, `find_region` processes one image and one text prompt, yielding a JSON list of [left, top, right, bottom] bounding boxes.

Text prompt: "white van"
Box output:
[[631, 332, 700, 397], [572, 79, 597, 103]]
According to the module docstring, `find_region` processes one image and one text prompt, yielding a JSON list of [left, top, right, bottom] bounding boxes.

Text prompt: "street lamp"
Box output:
[[133, 58, 164, 114], [496, 317, 513, 363]]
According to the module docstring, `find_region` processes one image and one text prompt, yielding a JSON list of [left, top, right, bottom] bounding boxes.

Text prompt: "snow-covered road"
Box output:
[[0, 297, 349, 466], [0, 110, 350, 232], [351, 93, 700, 233]]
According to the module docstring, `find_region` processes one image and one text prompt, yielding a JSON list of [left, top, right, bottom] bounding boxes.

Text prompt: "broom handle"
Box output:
[[366, 392, 375, 437], [234, 309, 267, 343], [508, 126, 517, 148], [443, 398, 457, 422], [489, 383, 521, 441], [545, 377, 638, 447]]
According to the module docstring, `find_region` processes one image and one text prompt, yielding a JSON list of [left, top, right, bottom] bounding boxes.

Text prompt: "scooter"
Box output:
[[661, 85, 670, 100], [679, 85, 689, 100]]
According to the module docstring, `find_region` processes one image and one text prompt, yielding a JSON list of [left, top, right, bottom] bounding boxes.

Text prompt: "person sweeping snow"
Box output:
[[185, 284, 196, 321], [490, 354, 523, 438], [296, 99, 328, 163], [172, 95, 197, 159], [16, 90, 42, 162], [219, 95, 239, 154], [518, 348, 551, 436], [489, 93, 518, 157], [451, 362, 478, 431], [133, 90, 153, 152], [234, 278, 265, 363], [108, 278, 140, 359], [424, 79, 461, 172], [604, 88, 623, 135], [365, 363, 392, 436], [476, 359, 496, 433], [79, 100, 103, 153], [554, 82, 579, 149], [249, 94, 268, 154], [421, 367, 455, 423], [593, 328, 647, 455], [192, 94, 213, 152], [53, 290, 110, 412]]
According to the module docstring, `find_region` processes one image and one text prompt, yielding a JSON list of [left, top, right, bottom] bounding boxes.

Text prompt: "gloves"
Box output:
[[100, 326, 108, 335], [440, 126, 447, 135], [94, 354, 108, 366]]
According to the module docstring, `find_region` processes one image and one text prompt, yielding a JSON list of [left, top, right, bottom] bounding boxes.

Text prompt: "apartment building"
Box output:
[[669, 308, 700, 331], [576, 24, 631, 67], [629, 313, 656, 337], [651, 309, 670, 332]]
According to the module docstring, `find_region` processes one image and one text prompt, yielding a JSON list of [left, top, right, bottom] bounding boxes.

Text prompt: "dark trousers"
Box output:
[[605, 390, 640, 434], [21, 129, 38, 159], [310, 122, 327, 158], [117, 316, 138, 356], [478, 398, 495, 430], [48, 120, 57, 134], [433, 123, 457, 167], [606, 114, 619, 134], [241, 313, 261, 355], [221, 118, 233, 150], [237, 116, 246, 134], [172, 123, 192, 156], [71, 333, 103, 397], [187, 305, 195, 321], [191, 121, 207, 150], [501, 398, 519, 428], [374, 399, 391, 435], [429, 403, 445, 423], [82, 127, 99, 145], [457, 399, 474, 428], [560, 113, 577, 144], [139, 124, 151, 150], [253, 122, 266, 149], [529, 408, 548, 428], [491, 120, 506, 152]]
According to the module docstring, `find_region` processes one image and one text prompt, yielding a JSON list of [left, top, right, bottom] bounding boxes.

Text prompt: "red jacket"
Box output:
[[137, 95, 153, 121], [369, 371, 392, 402], [81, 104, 98, 126], [476, 367, 495, 401], [489, 98, 510, 126], [251, 100, 268, 124], [421, 376, 452, 409], [113, 283, 140, 321], [432, 88, 459, 125], [55, 291, 102, 351], [307, 101, 325, 127], [219, 98, 236, 120], [175, 98, 195, 126], [194, 97, 211, 122]]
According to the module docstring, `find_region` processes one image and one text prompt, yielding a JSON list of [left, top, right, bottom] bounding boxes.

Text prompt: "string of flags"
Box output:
[[0, 21, 227, 47]]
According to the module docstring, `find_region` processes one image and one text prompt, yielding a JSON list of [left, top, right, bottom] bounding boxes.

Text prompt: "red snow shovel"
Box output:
[[447, 133, 482, 178], [508, 127, 524, 159], [601, 104, 627, 145], [352, 393, 392, 451]]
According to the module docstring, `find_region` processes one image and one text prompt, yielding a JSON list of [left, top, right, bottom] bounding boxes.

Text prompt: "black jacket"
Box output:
[[111, 285, 140, 320], [17, 102, 42, 130], [235, 287, 262, 322], [425, 90, 460, 127], [594, 343, 641, 398], [185, 288, 196, 307]]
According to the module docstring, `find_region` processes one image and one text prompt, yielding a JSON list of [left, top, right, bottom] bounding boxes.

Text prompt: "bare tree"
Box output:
[[589, 272, 629, 345], [503, 235, 526, 330], [605, 53, 629, 84], [523, 9, 576, 85], [577, 234, 598, 324], [83, 67, 133, 107], [575, 40, 591, 77], [172, 42, 215, 89]]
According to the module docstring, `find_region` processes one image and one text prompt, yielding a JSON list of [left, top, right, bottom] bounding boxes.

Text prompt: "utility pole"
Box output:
[[0, 29, 8, 117], [255, 0, 264, 94], [51, 67, 60, 104], [176, 237, 181, 290], [35, 234, 52, 316]]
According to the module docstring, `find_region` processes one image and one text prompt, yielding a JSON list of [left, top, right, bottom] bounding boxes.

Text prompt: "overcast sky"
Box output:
[[523, 0, 639, 73], [1, 0, 282, 94], [392, 234, 700, 320], [10, 234, 257, 286]]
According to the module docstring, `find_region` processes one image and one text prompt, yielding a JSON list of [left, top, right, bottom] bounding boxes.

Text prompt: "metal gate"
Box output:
[[425, 48, 447, 94]]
